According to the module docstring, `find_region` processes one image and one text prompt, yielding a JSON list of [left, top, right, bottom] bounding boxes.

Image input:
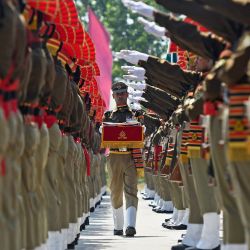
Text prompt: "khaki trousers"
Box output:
[[210, 116, 245, 244], [229, 161, 250, 247], [107, 153, 138, 209], [147, 171, 154, 191], [44, 124, 62, 231], [160, 175, 171, 201], [0, 108, 10, 250], [100, 155, 107, 188], [169, 182, 185, 210], [190, 157, 219, 215], [35, 123, 49, 244], [179, 160, 203, 224]]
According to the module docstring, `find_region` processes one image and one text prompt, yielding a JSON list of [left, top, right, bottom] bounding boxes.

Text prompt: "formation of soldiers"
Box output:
[[0, 1, 107, 250], [117, 1, 250, 250]]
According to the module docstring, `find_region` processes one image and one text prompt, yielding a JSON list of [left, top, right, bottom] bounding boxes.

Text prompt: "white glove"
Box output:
[[128, 95, 145, 103], [126, 82, 146, 91], [116, 50, 149, 65], [123, 74, 145, 81], [122, 0, 155, 20], [130, 91, 143, 97], [130, 102, 142, 110], [138, 17, 166, 38], [121, 65, 146, 77]]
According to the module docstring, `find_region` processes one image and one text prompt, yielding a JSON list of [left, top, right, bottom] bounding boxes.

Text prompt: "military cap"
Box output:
[[112, 81, 128, 93]]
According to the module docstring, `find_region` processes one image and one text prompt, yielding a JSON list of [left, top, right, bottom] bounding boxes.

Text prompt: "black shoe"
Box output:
[[90, 207, 95, 212], [113, 229, 123, 236], [162, 220, 174, 228], [171, 243, 191, 250], [125, 226, 136, 237], [156, 209, 170, 214], [142, 196, 154, 200], [167, 224, 187, 230], [149, 203, 157, 208], [85, 216, 90, 225], [152, 207, 160, 212], [185, 245, 220, 250], [67, 243, 75, 249], [165, 218, 171, 222], [80, 223, 85, 231]]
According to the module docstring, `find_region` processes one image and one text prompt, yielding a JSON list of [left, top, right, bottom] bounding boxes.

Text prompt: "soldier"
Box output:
[[103, 81, 139, 237]]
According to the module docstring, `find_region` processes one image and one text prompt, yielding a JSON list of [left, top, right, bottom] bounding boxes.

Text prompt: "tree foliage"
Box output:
[[76, 0, 167, 80]]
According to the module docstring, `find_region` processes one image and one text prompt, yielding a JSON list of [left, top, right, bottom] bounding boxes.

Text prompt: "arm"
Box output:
[[154, 11, 226, 61], [194, 0, 250, 26], [155, 0, 243, 43], [139, 55, 203, 86]]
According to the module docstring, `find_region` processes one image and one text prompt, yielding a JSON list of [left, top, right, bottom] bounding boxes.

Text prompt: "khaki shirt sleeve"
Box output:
[[155, 0, 243, 43], [145, 85, 180, 109], [218, 32, 250, 85], [139, 56, 202, 86], [145, 76, 183, 98], [153, 11, 225, 61], [195, 0, 250, 26]]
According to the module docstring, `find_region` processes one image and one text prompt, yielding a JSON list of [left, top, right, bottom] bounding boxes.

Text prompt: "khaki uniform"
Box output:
[[155, 0, 243, 44], [196, 0, 250, 26], [104, 104, 138, 232], [108, 153, 138, 209], [21, 122, 40, 249], [65, 136, 78, 224], [153, 11, 225, 61], [4, 111, 19, 250], [58, 134, 69, 230], [36, 122, 50, 246], [209, 115, 245, 244], [44, 123, 62, 232], [0, 108, 10, 250], [178, 128, 203, 224]]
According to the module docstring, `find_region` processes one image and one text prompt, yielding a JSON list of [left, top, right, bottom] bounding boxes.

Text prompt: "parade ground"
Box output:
[[77, 193, 183, 250]]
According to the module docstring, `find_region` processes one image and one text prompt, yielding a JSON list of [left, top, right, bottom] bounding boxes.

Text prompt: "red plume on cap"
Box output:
[[26, 0, 107, 121], [43, 0, 79, 27], [40, 22, 85, 44], [79, 63, 100, 81], [26, 0, 60, 17]]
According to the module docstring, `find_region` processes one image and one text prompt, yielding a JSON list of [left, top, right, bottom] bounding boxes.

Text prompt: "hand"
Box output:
[[126, 82, 146, 91], [116, 50, 149, 65], [130, 102, 142, 110], [129, 90, 143, 97], [123, 74, 145, 81], [121, 65, 146, 77], [128, 95, 144, 103], [122, 0, 155, 19], [138, 17, 166, 38]]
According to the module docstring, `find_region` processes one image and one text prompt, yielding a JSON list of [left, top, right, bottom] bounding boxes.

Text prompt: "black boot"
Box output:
[[113, 229, 123, 236], [125, 226, 136, 237]]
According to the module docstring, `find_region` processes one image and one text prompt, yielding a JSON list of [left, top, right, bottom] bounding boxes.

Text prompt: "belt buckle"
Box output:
[[119, 147, 127, 152]]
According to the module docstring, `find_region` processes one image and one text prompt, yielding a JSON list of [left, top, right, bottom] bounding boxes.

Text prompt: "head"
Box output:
[[112, 82, 128, 106], [194, 56, 213, 73]]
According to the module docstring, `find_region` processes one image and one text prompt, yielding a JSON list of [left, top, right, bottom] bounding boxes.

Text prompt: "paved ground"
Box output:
[[76, 193, 183, 250]]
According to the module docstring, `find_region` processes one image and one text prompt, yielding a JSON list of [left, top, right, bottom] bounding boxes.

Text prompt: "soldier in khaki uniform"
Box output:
[[103, 82, 138, 237]]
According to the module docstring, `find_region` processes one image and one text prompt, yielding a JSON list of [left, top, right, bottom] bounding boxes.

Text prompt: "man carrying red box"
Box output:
[[102, 81, 142, 237]]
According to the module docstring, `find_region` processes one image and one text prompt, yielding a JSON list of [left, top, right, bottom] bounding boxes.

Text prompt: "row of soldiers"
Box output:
[[0, 1, 107, 250], [118, 0, 250, 250]]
